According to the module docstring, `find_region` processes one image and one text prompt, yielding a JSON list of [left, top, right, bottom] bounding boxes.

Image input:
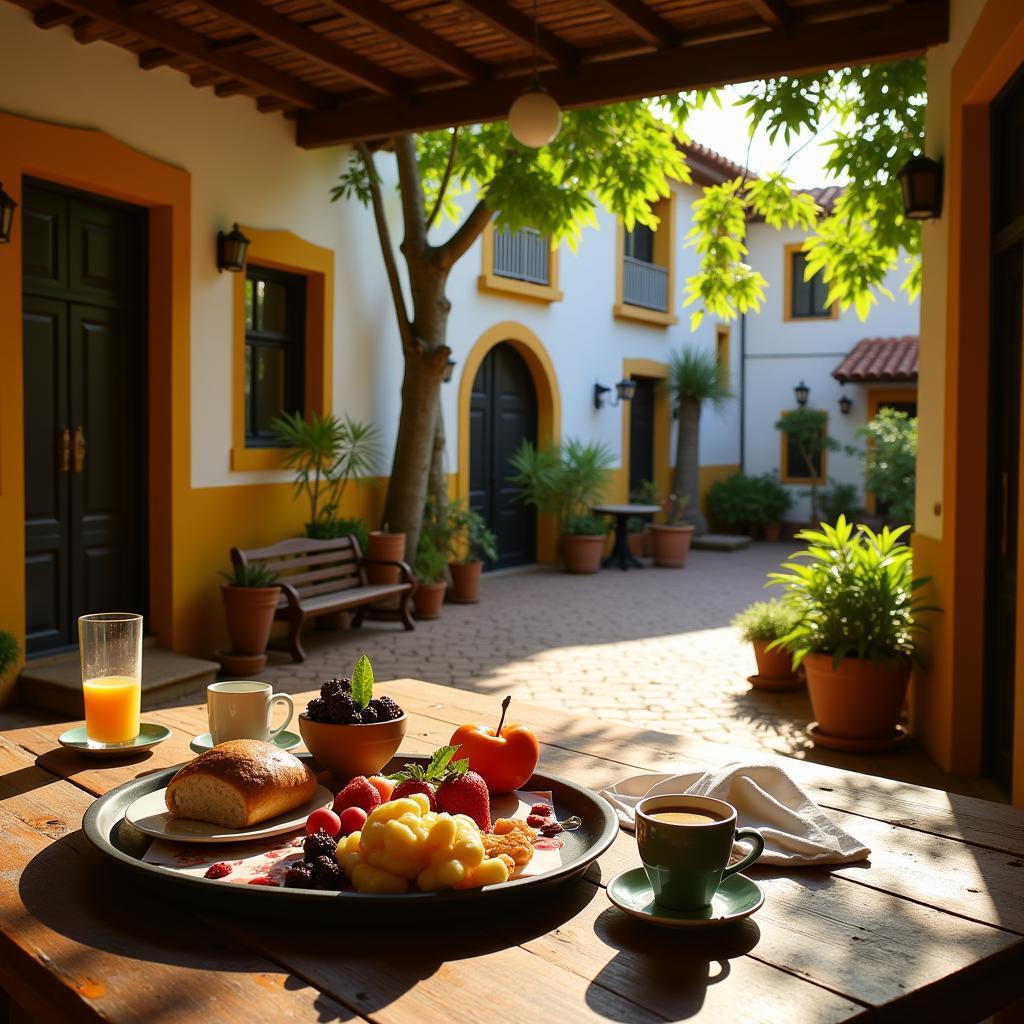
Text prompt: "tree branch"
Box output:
[[393, 133, 428, 258], [436, 199, 493, 272], [356, 141, 415, 357], [425, 127, 459, 233]]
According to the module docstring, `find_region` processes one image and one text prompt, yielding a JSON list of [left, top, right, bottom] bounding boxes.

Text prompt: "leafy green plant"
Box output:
[[0, 631, 19, 678], [626, 516, 646, 535], [564, 513, 610, 537], [630, 479, 658, 505], [662, 492, 691, 527], [766, 516, 936, 667], [731, 600, 801, 644], [775, 408, 839, 522], [273, 411, 381, 532], [707, 473, 790, 531], [758, 474, 793, 524], [445, 499, 498, 564], [414, 534, 449, 583], [510, 437, 613, 529], [219, 562, 279, 588], [306, 515, 370, 550], [351, 653, 374, 710], [858, 408, 918, 527], [819, 481, 862, 524]]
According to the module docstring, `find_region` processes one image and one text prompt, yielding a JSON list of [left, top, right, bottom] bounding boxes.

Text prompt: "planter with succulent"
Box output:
[[0, 630, 20, 699], [768, 516, 936, 751], [510, 437, 613, 575], [445, 498, 498, 603], [731, 600, 802, 689], [217, 562, 281, 675], [650, 492, 695, 568]]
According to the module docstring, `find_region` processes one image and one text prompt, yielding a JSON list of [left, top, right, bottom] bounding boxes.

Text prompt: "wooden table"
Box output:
[[3, 679, 1024, 1023], [592, 503, 661, 570]]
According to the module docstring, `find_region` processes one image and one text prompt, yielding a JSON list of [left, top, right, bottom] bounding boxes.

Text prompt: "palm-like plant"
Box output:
[[669, 347, 732, 534]]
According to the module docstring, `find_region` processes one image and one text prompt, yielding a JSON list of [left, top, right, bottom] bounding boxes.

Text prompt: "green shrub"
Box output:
[[767, 516, 935, 666], [0, 631, 19, 678], [414, 536, 448, 583], [818, 481, 861, 524], [510, 437, 613, 528], [731, 600, 800, 644], [629, 479, 657, 504], [859, 408, 917, 527], [626, 516, 646, 534], [564, 513, 610, 536], [445, 499, 498, 564], [707, 473, 791, 531], [306, 516, 370, 550], [219, 562, 279, 588]]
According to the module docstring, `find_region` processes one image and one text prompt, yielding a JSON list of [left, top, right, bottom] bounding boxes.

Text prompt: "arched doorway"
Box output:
[[469, 343, 537, 569]]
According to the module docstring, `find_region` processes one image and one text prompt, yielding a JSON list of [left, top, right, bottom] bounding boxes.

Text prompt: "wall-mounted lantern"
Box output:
[[216, 223, 250, 273], [838, 394, 852, 416], [594, 378, 637, 410], [897, 155, 943, 220], [794, 381, 810, 408], [0, 183, 18, 244], [442, 358, 456, 383]]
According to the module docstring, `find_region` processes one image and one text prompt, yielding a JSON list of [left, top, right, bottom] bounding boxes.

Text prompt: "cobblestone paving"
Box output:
[[239, 544, 1001, 800]]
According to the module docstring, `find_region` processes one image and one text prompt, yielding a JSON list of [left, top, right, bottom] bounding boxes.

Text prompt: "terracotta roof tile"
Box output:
[[832, 336, 919, 383]]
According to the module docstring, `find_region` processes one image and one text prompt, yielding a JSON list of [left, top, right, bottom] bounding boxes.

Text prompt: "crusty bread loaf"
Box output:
[[165, 739, 317, 828]]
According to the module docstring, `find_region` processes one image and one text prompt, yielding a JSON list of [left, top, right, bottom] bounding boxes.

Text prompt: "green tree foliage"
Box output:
[[775, 408, 840, 524], [859, 408, 918, 526]]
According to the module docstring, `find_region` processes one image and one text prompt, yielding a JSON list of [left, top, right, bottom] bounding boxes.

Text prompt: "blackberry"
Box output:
[[324, 691, 359, 724], [359, 704, 380, 724], [310, 855, 344, 890], [320, 677, 351, 697], [304, 697, 327, 722], [284, 862, 315, 889], [373, 695, 403, 721], [303, 830, 337, 863]]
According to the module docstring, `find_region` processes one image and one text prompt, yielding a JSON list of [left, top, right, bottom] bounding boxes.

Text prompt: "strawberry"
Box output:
[[391, 778, 438, 810], [333, 776, 382, 815], [437, 770, 491, 832]]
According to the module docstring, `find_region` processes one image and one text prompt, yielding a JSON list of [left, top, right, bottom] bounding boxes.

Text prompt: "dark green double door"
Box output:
[[22, 182, 147, 656]]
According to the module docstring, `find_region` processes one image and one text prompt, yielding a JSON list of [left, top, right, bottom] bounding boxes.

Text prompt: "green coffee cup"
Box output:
[[635, 794, 765, 911]]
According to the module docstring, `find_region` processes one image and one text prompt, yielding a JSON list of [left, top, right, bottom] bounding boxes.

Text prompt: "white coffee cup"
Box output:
[[207, 681, 294, 744]]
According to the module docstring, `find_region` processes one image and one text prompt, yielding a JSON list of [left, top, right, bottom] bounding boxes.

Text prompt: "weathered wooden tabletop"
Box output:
[[2, 678, 1024, 1024]]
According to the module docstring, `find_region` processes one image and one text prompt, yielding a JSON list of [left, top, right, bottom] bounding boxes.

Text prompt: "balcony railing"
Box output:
[[493, 227, 550, 286], [622, 255, 669, 312]]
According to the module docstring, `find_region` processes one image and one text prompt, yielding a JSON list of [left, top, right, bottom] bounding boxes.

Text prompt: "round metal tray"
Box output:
[[83, 753, 618, 921]]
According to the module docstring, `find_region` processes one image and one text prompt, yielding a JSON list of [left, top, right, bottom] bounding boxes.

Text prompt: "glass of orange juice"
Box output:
[[79, 613, 143, 744]]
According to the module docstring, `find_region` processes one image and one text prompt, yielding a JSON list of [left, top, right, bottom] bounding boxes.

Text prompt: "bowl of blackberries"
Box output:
[[298, 655, 407, 779]]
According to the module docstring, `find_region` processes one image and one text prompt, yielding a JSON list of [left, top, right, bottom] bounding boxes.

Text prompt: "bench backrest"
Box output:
[[231, 535, 366, 602]]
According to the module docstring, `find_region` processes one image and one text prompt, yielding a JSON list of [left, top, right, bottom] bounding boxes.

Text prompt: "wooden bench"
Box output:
[[231, 535, 416, 663]]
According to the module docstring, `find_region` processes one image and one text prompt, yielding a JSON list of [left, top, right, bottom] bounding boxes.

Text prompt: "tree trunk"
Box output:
[[673, 397, 708, 534]]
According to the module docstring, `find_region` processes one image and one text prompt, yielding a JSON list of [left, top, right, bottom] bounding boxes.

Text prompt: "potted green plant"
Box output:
[[217, 562, 281, 675], [731, 600, 802, 689], [446, 499, 498, 603], [629, 479, 657, 557], [767, 516, 936, 751], [413, 536, 448, 620], [510, 438, 613, 574], [0, 631, 20, 699], [650, 492, 695, 568], [756, 474, 792, 542]]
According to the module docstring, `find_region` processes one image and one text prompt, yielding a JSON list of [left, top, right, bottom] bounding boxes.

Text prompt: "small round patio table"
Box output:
[[591, 503, 661, 570]]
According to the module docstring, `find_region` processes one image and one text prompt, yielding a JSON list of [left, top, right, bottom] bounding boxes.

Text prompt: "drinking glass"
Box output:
[[79, 613, 143, 744]]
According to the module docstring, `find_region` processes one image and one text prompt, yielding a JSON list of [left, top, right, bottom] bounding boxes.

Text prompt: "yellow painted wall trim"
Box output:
[[613, 194, 678, 327], [231, 226, 334, 471], [612, 303, 679, 327], [478, 223, 562, 303], [613, 358, 670, 508], [716, 324, 731, 388], [456, 322, 561, 563], [782, 242, 839, 322]]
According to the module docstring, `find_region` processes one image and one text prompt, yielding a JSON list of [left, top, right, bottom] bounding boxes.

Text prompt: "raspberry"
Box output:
[[204, 862, 232, 880], [303, 831, 338, 863], [311, 855, 344, 890], [248, 876, 280, 886], [526, 814, 550, 828], [391, 778, 437, 810], [284, 862, 314, 889], [359, 704, 380, 724], [530, 803, 553, 817], [372, 695, 404, 721]]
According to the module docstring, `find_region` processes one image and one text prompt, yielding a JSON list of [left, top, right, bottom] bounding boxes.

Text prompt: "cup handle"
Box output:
[[723, 828, 765, 878], [268, 693, 294, 738]]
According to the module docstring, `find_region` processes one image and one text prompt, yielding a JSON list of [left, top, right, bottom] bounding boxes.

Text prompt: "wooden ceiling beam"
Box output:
[[298, 0, 949, 146], [323, 0, 489, 81], [54, 0, 331, 108], [449, 0, 578, 67], [186, 0, 405, 95], [33, 4, 79, 29], [745, 0, 793, 29], [586, 0, 679, 48]]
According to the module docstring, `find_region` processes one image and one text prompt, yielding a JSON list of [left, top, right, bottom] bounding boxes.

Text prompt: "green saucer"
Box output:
[[189, 730, 302, 754], [58, 723, 172, 757], [607, 867, 764, 928]]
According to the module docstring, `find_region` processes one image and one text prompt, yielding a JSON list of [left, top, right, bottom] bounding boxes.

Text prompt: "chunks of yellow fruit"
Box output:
[[335, 795, 510, 893]]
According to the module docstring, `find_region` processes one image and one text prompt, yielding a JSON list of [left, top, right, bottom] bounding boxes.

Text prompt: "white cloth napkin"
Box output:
[[600, 760, 870, 867]]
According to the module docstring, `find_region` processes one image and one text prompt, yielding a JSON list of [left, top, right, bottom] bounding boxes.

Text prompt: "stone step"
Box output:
[[18, 647, 219, 717], [691, 533, 753, 552]]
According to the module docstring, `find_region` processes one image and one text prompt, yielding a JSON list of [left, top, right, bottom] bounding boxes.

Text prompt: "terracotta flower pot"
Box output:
[[763, 522, 783, 543], [449, 561, 483, 603], [650, 524, 695, 568], [220, 583, 279, 656], [367, 531, 406, 585], [803, 652, 911, 743], [213, 649, 268, 676], [752, 640, 796, 682], [413, 580, 447, 619], [627, 531, 646, 560], [298, 712, 407, 780], [562, 534, 605, 574]]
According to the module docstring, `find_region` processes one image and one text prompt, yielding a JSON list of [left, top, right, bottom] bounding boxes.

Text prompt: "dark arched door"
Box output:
[[470, 343, 537, 569]]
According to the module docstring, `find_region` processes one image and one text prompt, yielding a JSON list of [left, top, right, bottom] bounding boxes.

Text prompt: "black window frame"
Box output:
[[790, 250, 832, 319], [244, 265, 306, 447]]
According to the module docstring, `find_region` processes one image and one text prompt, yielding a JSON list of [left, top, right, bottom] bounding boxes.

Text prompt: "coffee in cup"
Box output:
[[636, 795, 764, 911], [207, 681, 294, 745]]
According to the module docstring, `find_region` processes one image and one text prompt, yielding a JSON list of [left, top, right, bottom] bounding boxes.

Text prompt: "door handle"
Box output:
[[73, 426, 86, 474], [58, 428, 71, 473]]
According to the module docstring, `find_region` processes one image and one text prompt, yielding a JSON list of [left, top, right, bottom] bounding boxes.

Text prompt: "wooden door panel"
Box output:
[[21, 188, 66, 293], [629, 378, 655, 495], [69, 200, 134, 302]]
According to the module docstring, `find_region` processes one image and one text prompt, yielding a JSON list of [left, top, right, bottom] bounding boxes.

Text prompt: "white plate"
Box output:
[[125, 784, 334, 844]]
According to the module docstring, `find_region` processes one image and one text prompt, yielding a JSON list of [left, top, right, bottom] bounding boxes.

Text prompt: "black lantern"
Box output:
[[839, 394, 852, 415], [594, 378, 636, 410], [897, 156, 943, 220], [0, 182, 18, 244], [794, 381, 810, 408], [442, 358, 456, 383], [216, 223, 250, 273]]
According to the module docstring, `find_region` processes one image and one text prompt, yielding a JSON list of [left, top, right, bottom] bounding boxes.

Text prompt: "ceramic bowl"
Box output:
[[298, 712, 407, 779]]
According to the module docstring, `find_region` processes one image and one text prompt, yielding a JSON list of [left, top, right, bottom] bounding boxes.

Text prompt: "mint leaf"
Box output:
[[351, 653, 373, 710], [424, 744, 459, 780], [449, 758, 469, 776]]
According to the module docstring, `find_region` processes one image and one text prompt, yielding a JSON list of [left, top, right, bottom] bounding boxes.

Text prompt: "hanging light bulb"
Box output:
[[508, 0, 561, 149]]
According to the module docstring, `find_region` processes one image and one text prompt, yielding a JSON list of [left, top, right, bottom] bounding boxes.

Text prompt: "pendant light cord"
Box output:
[[531, 0, 540, 87]]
